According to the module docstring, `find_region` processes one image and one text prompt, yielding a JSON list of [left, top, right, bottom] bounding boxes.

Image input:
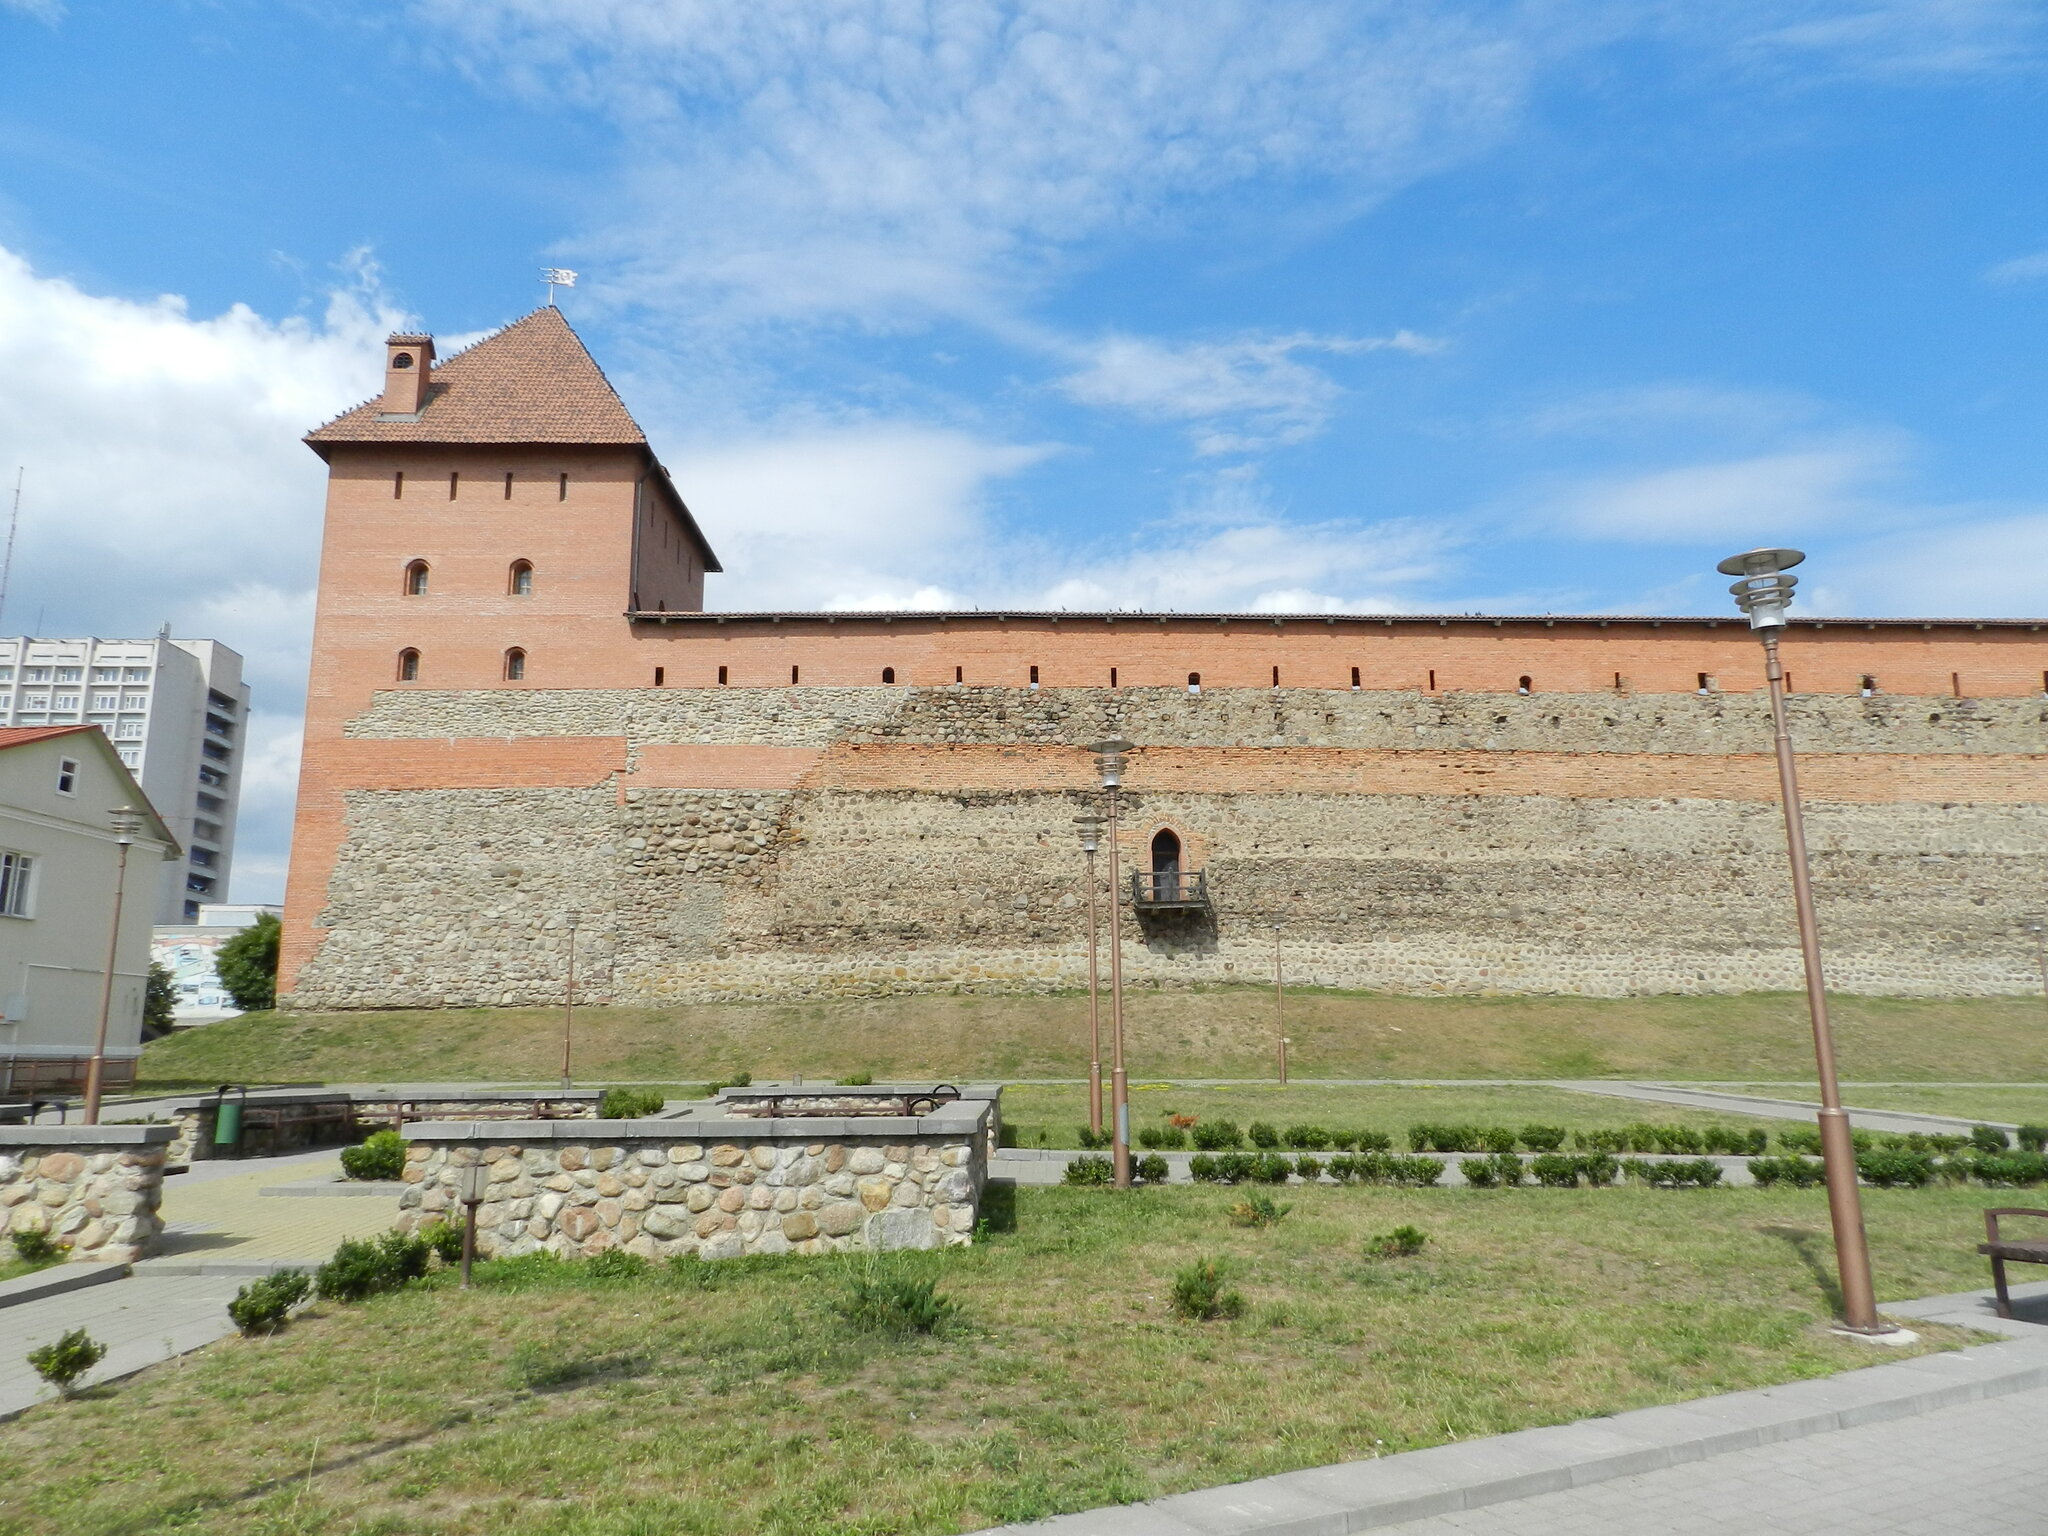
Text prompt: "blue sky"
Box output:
[[2, 1, 2046, 898]]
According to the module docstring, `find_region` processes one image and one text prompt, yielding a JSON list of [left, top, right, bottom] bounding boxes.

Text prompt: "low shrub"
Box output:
[[227, 1270, 311, 1336], [1856, 1150, 1937, 1189], [1251, 1152, 1293, 1185], [1529, 1152, 1581, 1188], [1970, 1125, 2011, 1153], [1169, 1258, 1244, 1321], [1965, 1151, 2048, 1187], [1226, 1193, 1291, 1227], [1075, 1126, 1112, 1150], [1777, 1127, 1822, 1154], [338, 1129, 406, 1182], [1138, 1124, 1187, 1150], [1410, 1123, 1519, 1154], [1366, 1224, 1427, 1258], [9, 1227, 62, 1265], [585, 1249, 649, 1280], [1281, 1124, 1331, 1150], [1518, 1125, 1567, 1152], [1480, 1126, 1517, 1154], [1136, 1152, 1170, 1184], [598, 1086, 667, 1119], [1572, 1128, 1624, 1153], [27, 1328, 105, 1395], [1191, 1120, 1243, 1151], [1623, 1157, 1723, 1189], [1748, 1154, 1826, 1188], [1188, 1153, 1221, 1183], [837, 1263, 957, 1334], [1389, 1155, 1446, 1187], [1352, 1129, 1393, 1153], [1885, 1131, 1968, 1154], [2019, 1125, 2048, 1154], [314, 1230, 431, 1303], [1702, 1125, 1770, 1157], [1327, 1152, 1443, 1185], [1248, 1121, 1280, 1149], [1063, 1155, 1114, 1186], [1459, 1152, 1524, 1188], [1294, 1155, 1325, 1181], [1215, 1151, 1256, 1183], [840, 1070, 874, 1087], [418, 1218, 465, 1264]]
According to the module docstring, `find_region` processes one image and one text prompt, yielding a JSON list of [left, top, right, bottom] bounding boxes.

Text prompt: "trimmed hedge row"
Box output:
[[1751, 1148, 2048, 1189]]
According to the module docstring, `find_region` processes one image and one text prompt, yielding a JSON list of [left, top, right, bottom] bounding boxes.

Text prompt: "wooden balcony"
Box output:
[[1131, 869, 1209, 910]]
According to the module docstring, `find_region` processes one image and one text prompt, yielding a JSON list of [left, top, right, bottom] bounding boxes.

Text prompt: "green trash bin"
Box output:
[[213, 1097, 243, 1148]]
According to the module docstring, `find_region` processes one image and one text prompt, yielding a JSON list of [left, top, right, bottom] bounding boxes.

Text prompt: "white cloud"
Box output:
[[1986, 248, 2048, 284], [0, 0, 62, 21], [1057, 330, 1440, 453], [1825, 510, 2048, 617]]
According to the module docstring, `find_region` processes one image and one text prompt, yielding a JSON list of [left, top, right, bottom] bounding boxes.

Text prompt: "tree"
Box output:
[[143, 961, 177, 1038], [215, 912, 280, 1012]]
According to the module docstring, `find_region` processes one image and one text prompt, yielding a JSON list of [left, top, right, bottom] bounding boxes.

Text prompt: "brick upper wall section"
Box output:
[[630, 745, 825, 789], [315, 737, 628, 789]]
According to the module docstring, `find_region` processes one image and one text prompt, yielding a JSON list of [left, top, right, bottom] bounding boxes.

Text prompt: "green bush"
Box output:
[[1169, 1258, 1244, 1321], [338, 1129, 406, 1182], [10, 1227, 61, 1265], [314, 1230, 431, 1302], [1574, 1153, 1620, 1186], [1970, 1125, 2011, 1153], [1226, 1193, 1290, 1227], [1281, 1124, 1331, 1150], [227, 1270, 311, 1335], [1215, 1152, 1256, 1183], [1250, 1152, 1292, 1184], [1519, 1125, 1567, 1152], [1248, 1121, 1280, 1149], [418, 1219, 465, 1264], [1366, 1224, 1427, 1258], [2018, 1125, 2048, 1154], [1389, 1155, 1446, 1187], [1965, 1151, 2048, 1187], [1776, 1127, 1823, 1154], [214, 911, 280, 1012], [1529, 1152, 1581, 1187], [1138, 1125, 1187, 1150], [702, 1071, 754, 1095], [1748, 1155, 1826, 1188], [1886, 1131, 1968, 1154], [1459, 1152, 1524, 1188], [1063, 1154, 1114, 1186], [598, 1086, 667, 1119], [1191, 1120, 1242, 1151], [584, 1249, 649, 1280], [27, 1327, 105, 1394], [1702, 1125, 1770, 1156], [1136, 1152, 1170, 1184], [837, 1262, 957, 1334], [1480, 1126, 1517, 1154], [1352, 1130, 1393, 1153], [1856, 1150, 1937, 1188], [1294, 1155, 1325, 1181], [840, 1071, 875, 1087], [1188, 1153, 1221, 1182], [1623, 1157, 1723, 1189], [1075, 1126, 1112, 1150]]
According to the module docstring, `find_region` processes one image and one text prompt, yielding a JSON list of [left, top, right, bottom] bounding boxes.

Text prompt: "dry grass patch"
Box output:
[[0, 1183, 2000, 1536]]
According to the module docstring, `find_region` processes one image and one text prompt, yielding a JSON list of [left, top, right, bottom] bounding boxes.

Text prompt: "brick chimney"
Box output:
[[379, 333, 435, 417]]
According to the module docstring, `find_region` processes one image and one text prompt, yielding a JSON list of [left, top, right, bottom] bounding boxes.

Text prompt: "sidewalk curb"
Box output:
[[996, 1305, 2048, 1534], [0, 1262, 129, 1311]]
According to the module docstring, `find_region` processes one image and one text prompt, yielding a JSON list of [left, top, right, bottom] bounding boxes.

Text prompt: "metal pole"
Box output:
[[1274, 925, 1288, 1084], [83, 813, 136, 1126], [559, 914, 580, 1091], [2031, 923, 2048, 1025], [461, 1196, 478, 1288], [1105, 784, 1130, 1188], [1085, 845, 1103, 1138], [1762, 633, 1886, 1334]]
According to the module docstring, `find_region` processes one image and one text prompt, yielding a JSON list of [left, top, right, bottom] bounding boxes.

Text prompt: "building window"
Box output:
[[404, 560, 429, 596], [717, 665, 729, 686], [1351, 666, 1361, 690], [92, 692, 117, 711], [504, 648, 526, 681], [22, 694, 48, 711], [120, 693, 146, 711], [1110, 667, 1119, 687], [1860, 674, 1877, 698], [0, 851, 32, 917], [398, 649, 420, 682], [0, 668, 14, 682], [881, 667, 895, 684], [954, 666, 963, 683], [1270, 665, 1279, 687], [1428, 669, 1437, 691], [53, 694, 79, 712], [448, 471, 459, 500], [394, 470, 404, 499], [1188, 672, 1201, 695], [55, 668, 81, 684], [116, 719, 143, 739], [122, 668, 148, 683], [504, 471, 514, 500], [91, 668, 118, 684], [1697, 672, 1714, 695], [1517, 675, 1532, 695], [1029, 665, 1040, 689], [117, 748, 139, 769], [558, 472, 569, 501], [790, 664, 800, 685], [23, 667, 48, 683], [653, 667, 665, 687], [509, 560, 533, 595], [56, 758, 78, 795]]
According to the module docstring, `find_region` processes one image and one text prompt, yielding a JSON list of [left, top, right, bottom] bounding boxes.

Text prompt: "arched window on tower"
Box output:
[[1187, 672, 1201, 695], [1151, 827, 1183, 903], [509, 560, 533, 596], [504, 648, 526, 682], [403, 560, 428, 596], [881, 667, 896, 684], [1517, 675, 1533, 696], [397, 649, 420, 682]]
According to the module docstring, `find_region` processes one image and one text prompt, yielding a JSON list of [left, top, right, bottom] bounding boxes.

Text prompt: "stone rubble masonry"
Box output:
[[395, 1104, 990, 1261], [164, 1091, 602, 1166], [0, 1125, 174, 1264], [283, 681, 2048, 1009]]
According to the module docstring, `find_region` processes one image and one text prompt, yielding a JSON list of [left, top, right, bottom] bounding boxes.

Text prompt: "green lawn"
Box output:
[[1721, 1084, 2048, 1127], [0, 1254, 58, 1285], [1002, 1082, 1762, 1148], [141, 988, 2048, 1088], [0, 1182, 1996, 1536]]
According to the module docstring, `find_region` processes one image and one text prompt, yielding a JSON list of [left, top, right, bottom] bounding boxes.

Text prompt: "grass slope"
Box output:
[[141, 989, 2048, 1088], [0, 1184, 1993, 1536]]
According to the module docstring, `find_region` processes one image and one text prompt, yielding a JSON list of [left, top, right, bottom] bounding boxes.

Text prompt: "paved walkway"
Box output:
[[1551, 1081, 2015, 1136]]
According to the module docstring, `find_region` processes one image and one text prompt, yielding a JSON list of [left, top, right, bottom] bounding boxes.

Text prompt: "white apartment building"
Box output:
[[0, 634, 249, 922]]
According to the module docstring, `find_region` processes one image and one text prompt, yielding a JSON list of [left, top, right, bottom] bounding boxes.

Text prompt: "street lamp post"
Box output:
[[2028, 922, 2048, 1025], [1090, 738, 1135, 1188], [1273, 924, 1289, 1085], [83, 805, 143, 1126], [1075, 813, 1107, 1138], [559, 912, 582, 1091], [1720, 548, 1894, 1337]]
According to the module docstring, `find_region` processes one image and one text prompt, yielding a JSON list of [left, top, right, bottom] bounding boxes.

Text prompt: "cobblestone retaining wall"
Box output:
[[0, 1125, 173, 1264], [395, 1107, 989, 1260]]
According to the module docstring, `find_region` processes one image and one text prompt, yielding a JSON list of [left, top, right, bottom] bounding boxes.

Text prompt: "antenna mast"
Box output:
[[0, 468, 20, 632]]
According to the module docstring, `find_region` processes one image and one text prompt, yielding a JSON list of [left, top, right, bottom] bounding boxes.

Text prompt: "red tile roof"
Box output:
[[306, 307, 648, 446], [0, 725, 97, 751]]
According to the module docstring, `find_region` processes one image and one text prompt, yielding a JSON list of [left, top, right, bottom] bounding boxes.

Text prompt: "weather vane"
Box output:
[[541, 267, 578, 306]]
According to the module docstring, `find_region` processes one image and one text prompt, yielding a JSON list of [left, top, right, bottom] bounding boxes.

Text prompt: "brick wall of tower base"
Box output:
[[281, 685, 2048, 1008]]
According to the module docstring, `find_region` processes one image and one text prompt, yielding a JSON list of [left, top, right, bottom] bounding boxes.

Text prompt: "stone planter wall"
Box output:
[[0, 1125, 174, 1263], [396, 1103, 991, 1261], [168, 1089, 602, 1164], [711, 1083, 1004, 1159]]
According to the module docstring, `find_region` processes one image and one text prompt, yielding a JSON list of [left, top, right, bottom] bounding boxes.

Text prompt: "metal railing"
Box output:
[[1130, 869, 1209, 908]]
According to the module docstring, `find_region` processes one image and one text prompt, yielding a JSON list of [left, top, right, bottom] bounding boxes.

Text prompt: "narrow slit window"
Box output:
[[503, 648, 526, 682], [397, 649, 420, 682], [403, 560, 428, 596], [1784, 672, 1794, 692], [881, 667, 896, 684], [1187, 672, 1201, 695], [558, 473, 568, 501], [1110, 667, 1119, 688], [954, 665, 963, 683], [1428, 669, 1437, 691], [509, 560, 533, 595], [1613, 671, 1624, 690], [653, 667, 665, 687], [1350, 666, 1361, 690], [1860, 674, 1877, 697], [503, 471, 514, 500], [1697, 672, 1712, 695], [448, 471, 459, 500], [393, 470, 404, 499], [718, 665, 729, 686], [1029, 665, 1040, 689], [790, 664, 800, 685], [2041, 670, 2047, 695], [1951, 671, 1963, 698], [1271, 665, 1280, 687], [1517, 675, 1532, 696]]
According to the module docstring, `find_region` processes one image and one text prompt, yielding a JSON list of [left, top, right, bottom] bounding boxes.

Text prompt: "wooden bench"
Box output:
[[1977, 1208, 2048, 1318]]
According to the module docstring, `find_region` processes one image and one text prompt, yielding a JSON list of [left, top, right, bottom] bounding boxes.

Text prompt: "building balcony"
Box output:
[[1130, 869, 1209, 910]]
